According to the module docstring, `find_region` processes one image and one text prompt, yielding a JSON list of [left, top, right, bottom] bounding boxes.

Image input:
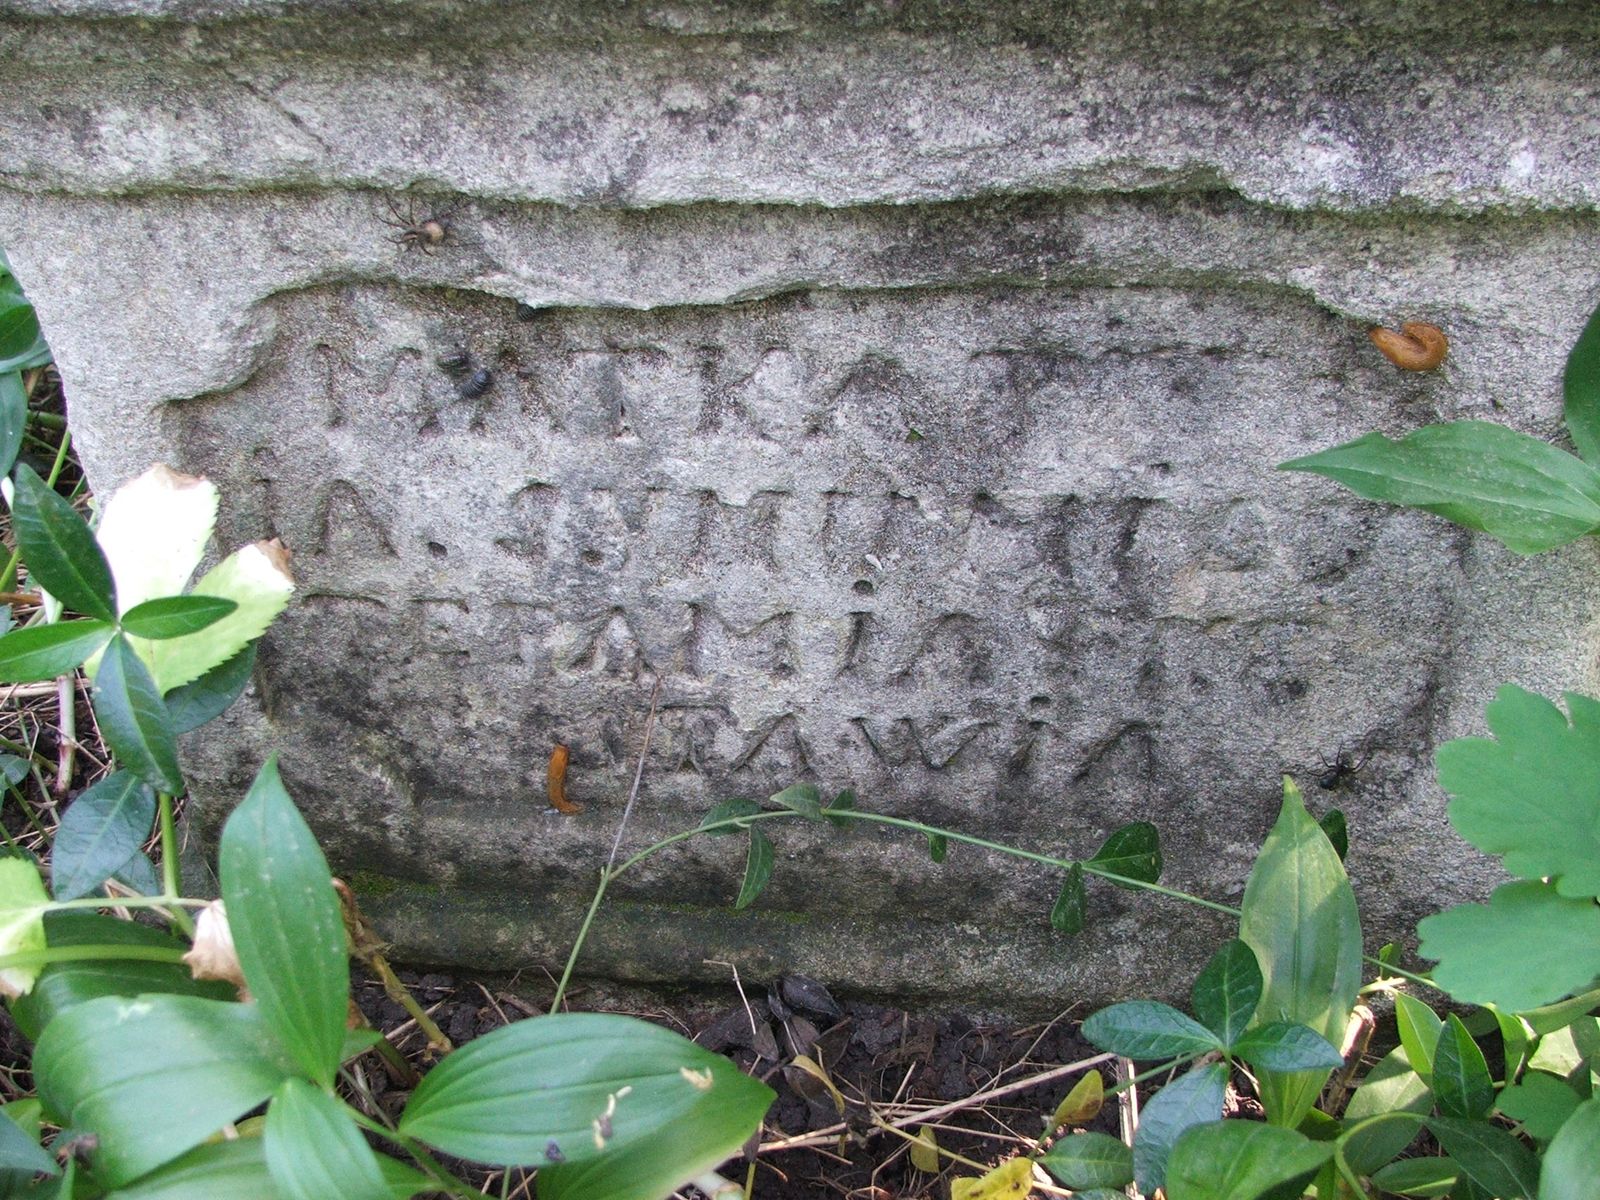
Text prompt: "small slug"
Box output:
[[547, 743, 582, 813], [1368, 322, 1448, 371]]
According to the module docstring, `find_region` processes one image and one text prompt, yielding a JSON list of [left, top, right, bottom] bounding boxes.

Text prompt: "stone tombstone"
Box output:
[[1, 0, 1598, 1007]]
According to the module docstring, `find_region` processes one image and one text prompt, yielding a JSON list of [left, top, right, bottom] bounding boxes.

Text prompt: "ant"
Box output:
[[1317, 745, 1370, 791], [382, 196, 452, 254]]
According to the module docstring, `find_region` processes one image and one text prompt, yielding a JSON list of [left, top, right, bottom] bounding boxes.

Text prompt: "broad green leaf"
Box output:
[[265, 1079, 391, 1200], [1040, 1131, 1133, 1190], [1051, 1070, 1104, 1127], [1371, 1157, 1458, 1197], [92, 634, 183, 793], [1279, 422, 1600, 553], [219, 757, 348, 1087], [1499, 1071, 1581, 1140], [103, 1136, 431, 1200], [0, 296, 45, 372], [1417, 881, 1600, 1012], [9, 912, 233, 1042], [111, 848, 161, 896], [164, 644, 256, 735], [141, 541, 294, 694], [1131, 1061, 1227, 1193], [0, 1110, 55, 1177], [698, 799, 760, 836], [1317, 809, 1348, 861], [8, 465, 116, 622], [1049, 863, 1085, 935], [50, 771, 156, 900], [1498, 1010, 1536, 1079], [119, 596, 237, 641], [1562, 296, 1600, 466], [735, 827, 774, 910], [1436, 687, 1600, 898], [1433, 1014, 1495, 1120], [769, 783, 823, 821], [1239, 780, 1361, 1128], [92, 466, 217, 616], [1395, 992, 1445, 1079], [1231, 1022, 1344, 1073], [0, 857, 49, 998], [32, 994, 297, 1187], [1427, 1116, 1539, 1200], [398, 1012, 773, 1171], [1340, 1047, 1431, 1173], [926, 831, 948, 862], [0, 372, 25, 479], [1528, 1020, 1599, 1078], [823, 788, 857, 827], [0, 620, 114, 683], [1081, 1001, 1223, 1059], [1087, 821, 1162, 885], [1191, 939, 1262, 1048], [1165, 1121, 1332, 1200], [1541, 1096, 1600, 1200]]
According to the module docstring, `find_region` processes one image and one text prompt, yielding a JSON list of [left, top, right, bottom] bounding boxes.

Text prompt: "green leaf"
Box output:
[[1164, 1121, 1332, 1200], [1541, 1096, 1600, 1200], [0, 296, 45, 373], [1562, 296, 1600, 466], [823, 788, 857, 827], [32, 994, 297, 1187], [1339, 1047, 1431, 1174], [1238, 779, 1361, 1128], [0, 756, 25, 787], [1231, 1023, 1344, 1073], [141, 541, 294, 694], [926, 831, 948, 863], [1370, 1157, 1458, 1197], [0, 1110, 56, 1177], [1436, 687, 1600, 898], [102, 1137, 431, 1200], [50, 771, 156, 900], [119, 596, 238, 641], [1191, 939, 1262, 1048], [219, 756, 348, 1087], [8, 464, 116, 622], [164, 644, 256, 735], [1417, 880, 1600, 1012], [0, 857, 49, 998], [698, 799, 760, 836], [92, 634, 183, 793], [1049, 863, 1085, 935], [1087, 821, 1162, 885], [735, 827, 774, 910], [1317, 809, 1348, 861], [398, 1012, 773, 1172], [0, 372, 25, 479], [769, 783, 823, 821], [1132, 1062, 1227, 1193], [1426, 1116, 1539, 1200], [1081, 1001, 1223, 1060], [1498, 1071, 1581, 1140], [1433, 1014, 1496, 1120], [1039, 1131, 1134, 1190], [9, 912, 233, 1042], [265, 1079, 392, 1200], [1395, 992, 1445, 1080], [0, 620, 114, 683], [1279, 421, 1600, 554]]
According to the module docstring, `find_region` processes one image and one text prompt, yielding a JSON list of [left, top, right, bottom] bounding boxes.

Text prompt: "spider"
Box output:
[[381, 196, 452, 254], [1317, 745, 1370, 790]]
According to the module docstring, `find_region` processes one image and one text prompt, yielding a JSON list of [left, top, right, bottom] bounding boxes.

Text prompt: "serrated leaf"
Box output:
[[164, 644, 256, 735], [120, 595, 237, 641], [1087, 821, 1162, 885], [1051, 1070, 1103, 1127], [1279, 422, 1600, 553], [735, 827, 774, 910], [769, 783, 823, 821], [0, 372, 25, 479], [1436, 686, 1600, 898], [141, 541, 294, 694], [1417, 880, 1600, 1012], [1541, 1096, 1600, 1200], [1132, 1061, 1227, 1193], [92, 466, 217, 617], [1562, 296, 1600, 466], [1497, 1071, 1581, 1140], [910, 1126, 940, 1173], [265, 1079, 392, 1200], [220, 756, 348, 1087], [0, 620, 114, 683], [1081, 1001, 1222, 1059], [1433, 1014, 1495, 1120], [1191, 939, 1262, 1049], [949, 1155, 1034, 1200], [1232, 1022, 1345, 1073], [1395, 992, 1445, 1080], [1040, 1131, 1133, 1190], [1318, 809, 1348, 861], [698, 798, 761, 836], [0, 857, 50, 998], [926, 831, 948, 863], [92, 634, 183, 793], [50, 771, 156, 900], [1049, 863, 1085, 934], [9, 465, 116, 622], [1164, 1121, 1332, 1200], [1426, 1117, 1539, 1200]]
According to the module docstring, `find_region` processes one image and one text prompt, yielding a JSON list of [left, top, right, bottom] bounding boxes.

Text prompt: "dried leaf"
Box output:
[[950, 1155, 1035, 1200], [1051, 1069, 1104, 1127]]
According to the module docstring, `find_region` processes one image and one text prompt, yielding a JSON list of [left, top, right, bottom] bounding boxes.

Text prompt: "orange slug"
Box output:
[[1369, 322, 1448, 371], [547, 743, 582, 813]]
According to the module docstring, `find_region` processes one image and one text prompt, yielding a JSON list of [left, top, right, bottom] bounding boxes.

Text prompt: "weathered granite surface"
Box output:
[[2, 0, 1598, 1007]]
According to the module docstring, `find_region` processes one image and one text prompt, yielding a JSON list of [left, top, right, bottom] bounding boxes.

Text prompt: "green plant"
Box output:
[[0, 249, 52, 488]]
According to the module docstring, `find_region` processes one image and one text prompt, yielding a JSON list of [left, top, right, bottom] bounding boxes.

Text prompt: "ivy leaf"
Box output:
[[1562, 296, 1600, 466], [1278, 422, 1600, 554], [735, 827, 774, 910], [1049, 864, 1085, 935], [1087, 821, 1162, 886], [1435, 686, 1600, 899], [1191, 940, 1262, 1049]]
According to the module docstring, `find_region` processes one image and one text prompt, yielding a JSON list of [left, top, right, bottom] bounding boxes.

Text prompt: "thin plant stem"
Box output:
[[549, 868, 612, 1014], [47, 893, 209, 912], [25, 411, 66, 431], [43, 428, 71, 489], [345, 1109, 478, 1200], [157, 792, 195, 937], [0, 944, 188, 972]]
